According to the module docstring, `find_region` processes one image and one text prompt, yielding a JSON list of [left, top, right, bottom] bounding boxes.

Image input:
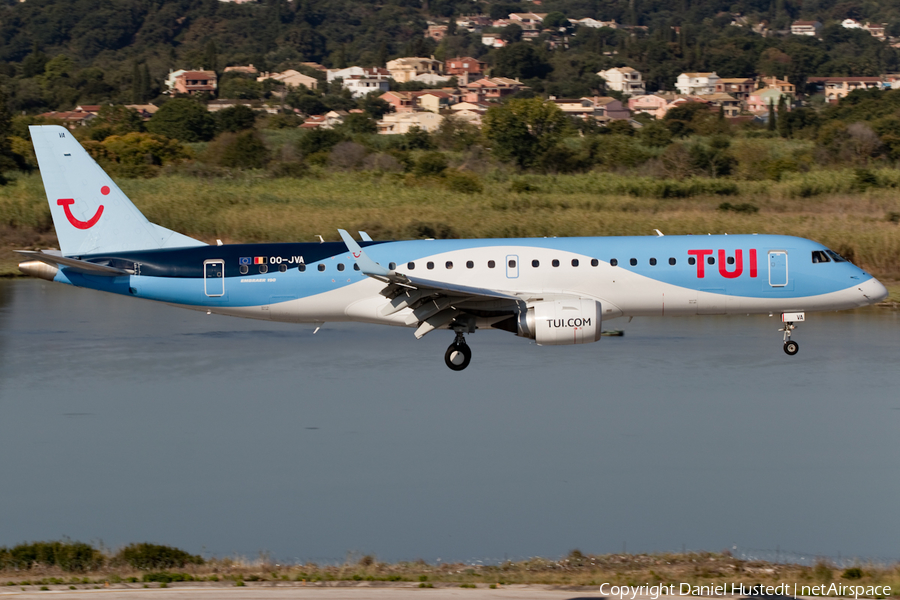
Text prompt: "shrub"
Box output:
[[842, 567, 864, 580], [206, 131, 271, 169], [510, 180, 539, 193], [114, 543, 204, 570], [269, 161, 309, 178], [413, 152, 448, 177], [718, 202, 759, 214], [362, 153, 404, 173], [142, 572, 193, 583], [443, 170, 483, 194], [0, 541, 103, 572], [328, 141, 368, 170]]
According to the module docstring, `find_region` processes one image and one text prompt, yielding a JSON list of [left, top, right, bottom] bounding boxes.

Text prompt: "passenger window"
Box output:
[[532, 259, 540, 267], [317, 264, 325, 272], [445, 261, 453, 269], [630, 258, 637, 266], [299, 264, 306, 272], [240, 265, 248, 275], [337, 263, 345, 271], [811, 250, 830, 263], [610, 259, 618, 266], [571, 259, 579, 267], [466, 260, 474, 268], [389, 262, 396, 270], [552, 259, 560, 267], [279, 264, 287, 272], [427, 261, 434, 270], [488, 260, 496, 268], [591, 259, 599, 267], [669, 257, 676, 265], [508, 259, 516, 268], [353, 264, 360, 271], [259, 264, 268, 274], [707, 256, 715, 265], [649, 258, 657, 266], [407, 262, 415, 270], [688, 257, 696, 265], [726, 256, 735, 265]]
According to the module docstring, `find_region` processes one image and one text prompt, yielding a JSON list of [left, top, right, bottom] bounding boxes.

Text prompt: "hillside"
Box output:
[[1, 0, 900, 112]]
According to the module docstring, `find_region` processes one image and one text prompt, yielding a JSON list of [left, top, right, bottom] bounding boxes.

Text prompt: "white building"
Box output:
[[842, 18, 862, 29], [598, 67, 645, 95], [377, 111, 444, 134], [790, 21, 822, 36], [676, 72, 720, 95], [569, 18, 617, 29], [344, 77, 391, 98], [326, 66, 390, 83]]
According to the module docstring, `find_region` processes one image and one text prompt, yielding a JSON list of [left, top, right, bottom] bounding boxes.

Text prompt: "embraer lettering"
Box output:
[[546, 318, 592, 328], [688, 249, 758, 279]]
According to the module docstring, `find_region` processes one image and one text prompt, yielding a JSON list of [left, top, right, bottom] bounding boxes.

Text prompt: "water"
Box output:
[[0, 279, 898, 564]]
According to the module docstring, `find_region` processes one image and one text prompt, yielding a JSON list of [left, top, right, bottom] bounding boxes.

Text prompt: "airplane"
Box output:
[[17, 125, 889, 370]]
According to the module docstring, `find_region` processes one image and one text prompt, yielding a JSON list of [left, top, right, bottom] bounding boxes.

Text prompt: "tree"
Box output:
[[502, 23, 523, 43], [215, 105, 257, 133], [543, 12, 568, 29], [482, 97, 569, 168], [493, 43, 552, 80], [0, 89, 28, 184], [203, 40, 218, 73], [146, 99, 216, 142], [210, 130, 270, 169], [94, 105, 144, 135], [767, 99, 777, 132], [340, 113, 377, 134]]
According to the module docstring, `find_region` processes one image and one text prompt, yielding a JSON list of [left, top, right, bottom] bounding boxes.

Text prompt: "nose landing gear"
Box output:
[[780, 320, 799, 355], [444, 330, 472, 371]]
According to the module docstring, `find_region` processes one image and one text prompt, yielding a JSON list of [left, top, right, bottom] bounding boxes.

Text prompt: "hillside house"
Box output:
[[791, 21, 822, 36], [598, 67, 645, 95], [386, 57, 443, 83], [715, 78, 755, 101], [378, 111, 444, 134], [257, 70, 318, 90], [461, 77, 527, 102], [759, 76, 795, 96], [169, 70, 217, 95], [807, 76, 883, 102], [676, 72, 720, 95]]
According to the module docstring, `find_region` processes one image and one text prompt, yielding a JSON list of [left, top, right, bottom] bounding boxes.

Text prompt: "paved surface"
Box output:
[[0, 584, 609, 600]]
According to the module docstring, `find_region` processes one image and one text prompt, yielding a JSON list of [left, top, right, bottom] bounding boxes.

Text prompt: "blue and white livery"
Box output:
[[18, 125, 889, 370]]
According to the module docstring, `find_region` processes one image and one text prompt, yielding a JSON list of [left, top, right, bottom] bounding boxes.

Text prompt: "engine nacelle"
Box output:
[[517, 298, 602, 345]]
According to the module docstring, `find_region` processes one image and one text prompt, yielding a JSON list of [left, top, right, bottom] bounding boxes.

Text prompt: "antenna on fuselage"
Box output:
[[654, 229, 664, 236]]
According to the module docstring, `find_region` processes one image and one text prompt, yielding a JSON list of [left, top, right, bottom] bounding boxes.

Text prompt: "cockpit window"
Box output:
[[811, 250, 830, 263], [825, 249, 847, 262]]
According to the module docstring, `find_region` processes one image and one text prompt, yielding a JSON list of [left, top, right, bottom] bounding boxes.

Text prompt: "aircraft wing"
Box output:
[[15, 250, 130, 276], [338, 230, 523, 338]]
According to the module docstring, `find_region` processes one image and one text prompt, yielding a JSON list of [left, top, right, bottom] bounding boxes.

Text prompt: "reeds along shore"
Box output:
[[2, 168, 900, 282]]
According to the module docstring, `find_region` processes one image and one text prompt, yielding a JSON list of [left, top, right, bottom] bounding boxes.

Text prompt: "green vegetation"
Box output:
[[114, 543, 204, 570]]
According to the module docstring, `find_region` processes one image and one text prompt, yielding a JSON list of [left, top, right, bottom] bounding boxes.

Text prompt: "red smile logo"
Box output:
[[57, 186, 108, 229]]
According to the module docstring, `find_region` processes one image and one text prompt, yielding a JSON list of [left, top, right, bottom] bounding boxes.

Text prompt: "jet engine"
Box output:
[[516, 298, 602, 345]]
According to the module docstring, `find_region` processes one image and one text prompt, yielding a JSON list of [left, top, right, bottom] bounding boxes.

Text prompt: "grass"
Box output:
[[2, 168, 900, 282], [0, 552, 898, 593]]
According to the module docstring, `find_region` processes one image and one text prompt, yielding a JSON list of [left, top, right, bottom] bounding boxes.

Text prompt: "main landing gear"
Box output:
[[444, 330, 472, 371]]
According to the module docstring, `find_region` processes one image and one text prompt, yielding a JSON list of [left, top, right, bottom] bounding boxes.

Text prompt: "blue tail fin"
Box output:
[[30, 125, 206, 256]]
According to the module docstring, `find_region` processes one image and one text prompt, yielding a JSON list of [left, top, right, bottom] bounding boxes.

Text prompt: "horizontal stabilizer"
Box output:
[[15, 250, 129, 276]]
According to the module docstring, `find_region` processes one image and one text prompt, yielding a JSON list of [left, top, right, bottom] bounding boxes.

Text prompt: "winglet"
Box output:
[[338, 229, 391, 277], [358, 231, 373, 242]]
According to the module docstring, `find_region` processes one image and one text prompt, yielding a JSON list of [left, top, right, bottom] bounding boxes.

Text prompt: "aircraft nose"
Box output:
[[858, 277, 889, 305]]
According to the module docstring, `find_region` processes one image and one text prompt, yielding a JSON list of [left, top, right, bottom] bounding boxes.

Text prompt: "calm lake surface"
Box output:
[[0, 279, 898, 564]]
